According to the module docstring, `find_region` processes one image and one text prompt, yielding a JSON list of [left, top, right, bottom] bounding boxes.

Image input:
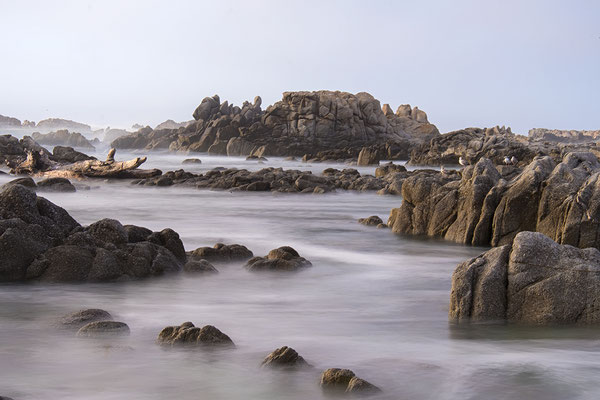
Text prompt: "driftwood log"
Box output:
[[12, 148, 161, 179]]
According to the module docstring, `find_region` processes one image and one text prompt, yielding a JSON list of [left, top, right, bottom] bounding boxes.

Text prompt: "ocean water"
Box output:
[[1, 152, 599, 400]]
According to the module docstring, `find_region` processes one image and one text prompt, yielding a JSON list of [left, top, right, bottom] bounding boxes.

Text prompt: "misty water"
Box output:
[[1, 153, 600, 400]]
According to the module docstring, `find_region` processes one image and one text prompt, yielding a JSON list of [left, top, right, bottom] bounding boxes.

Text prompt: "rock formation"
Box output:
[[0, 114, 21, 127], [157, 322, 234, 347], [187, 243, 253, 263], [529, 128, 600, 143], [245, 246, 312, 272], [389, 152, 600, 250], [32, 130, 95, 149], [112, 91, 438, 160], [36, 118, 92, 133], [0, 184, 185, 282], [58, 309, 114, 330], [261, 346, 309, 368], [408, 126, 539, 166], [450, 231, 600, 324], [76, 321, 130, 337], [320, 368, 380, 394]]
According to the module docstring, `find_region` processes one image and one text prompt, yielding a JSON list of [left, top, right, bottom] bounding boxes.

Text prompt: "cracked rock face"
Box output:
[[449, 231, 600, 324], [390, 152, 600, 250]]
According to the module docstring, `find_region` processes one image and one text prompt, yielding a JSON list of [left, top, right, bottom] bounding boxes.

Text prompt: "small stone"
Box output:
[[59, 308, 113, 330], [261, 346, 309, 368], [184, 259, 218, 274], [76, 321, 130, 337]]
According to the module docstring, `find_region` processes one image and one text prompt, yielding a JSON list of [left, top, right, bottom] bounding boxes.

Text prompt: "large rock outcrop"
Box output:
[[408, 126, 539, 166], [0, 114, 21, 127], [390, 152, 600, 250], [35, 118, 92, 133], [0, 184, 184, 282], [111, 91, 438, 159], [450, 231, 600, 324]]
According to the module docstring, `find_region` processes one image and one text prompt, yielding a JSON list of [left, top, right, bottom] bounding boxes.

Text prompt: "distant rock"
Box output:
[[157, 322, 234, 347], [36, 118, 92, 133], [182, 158, 202, 165], [0, 114, 21, 127], [450, 231, 600, 324], [245, 246, 312, 272], [358, 216, 386, 227], [76, 321, 130, 337], [155, 119, 193, 130], [32, 130, 95, 149], [529, 128, 600, 143]]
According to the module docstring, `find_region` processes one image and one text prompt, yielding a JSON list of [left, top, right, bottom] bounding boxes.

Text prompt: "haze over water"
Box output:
[[2, 153, 600, 399]]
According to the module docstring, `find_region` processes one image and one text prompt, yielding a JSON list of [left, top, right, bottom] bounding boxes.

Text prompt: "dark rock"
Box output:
[[124, 225, 152, 243], [245, 246, 312, 272], [59, 309, 113, 330], [5, 177, 36, 188], [261, 346, 308, 368], [184, 259, 218, 274], [319, 368, 356, 391], [346, 377, 382, 394], [188, 243, 253, 263], [182, 158, 202, 164], [157, 322, 234, 347], [36, 177, 76, 192], [358, 216, 384, 226], [76, 321, 130, 337], [375, 162, 406, 177], [52, 146, 95, 163]]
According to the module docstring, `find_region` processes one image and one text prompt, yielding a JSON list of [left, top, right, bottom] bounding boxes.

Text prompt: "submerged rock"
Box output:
[[76, 321, 130, 337], [184, 259, 218, 274], [450, 231, 600, 324], [261, 346, 309, 368], [157, 322, 234, 347], [188, 243, 253, 263], [319, 368, 380, 395], [182, 158, 202, 164], [59, 309, 113, 330], [358, 216, 384, 227], [245, 246, 312, 272], [36, 177, 76, 192]]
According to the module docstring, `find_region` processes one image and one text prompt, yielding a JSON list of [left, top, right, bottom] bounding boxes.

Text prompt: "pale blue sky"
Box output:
[[1, 0, 598, 133]]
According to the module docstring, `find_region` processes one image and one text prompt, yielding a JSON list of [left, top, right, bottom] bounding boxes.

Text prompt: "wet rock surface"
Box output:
[[245, 246, 312, 272], [320, 368, 380, 394], [157, 322, 234, 347], [450, 231, 600, 324], [184, 259, 218, 274]]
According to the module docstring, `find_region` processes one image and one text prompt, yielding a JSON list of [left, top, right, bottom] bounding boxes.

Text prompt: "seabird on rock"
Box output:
[[510, 156, 518, 165], [459, 156, 467, 166], [503, 156, 511, 165], [440, 165, 447, 175]]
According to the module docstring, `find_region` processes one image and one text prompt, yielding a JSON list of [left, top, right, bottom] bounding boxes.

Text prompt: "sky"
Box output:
[[0, 0, 599, 134]]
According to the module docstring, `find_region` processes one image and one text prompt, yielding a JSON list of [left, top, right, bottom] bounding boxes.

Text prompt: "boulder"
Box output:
[[245, 246, 312, 272], [358, 216, 384, 227], [450, 231, 600, 324], [59, 309, 113, 330], [36, 177, 76, 192], [184, 259, 218, 274], [188, 243, 253, 263], [52, 146, 95, 163], [346, 377, 382, 394], [157, 322, 234, 347], [76, 321, 130, 337], [182, 158, 202, 164], [261, 346, 309, 368]]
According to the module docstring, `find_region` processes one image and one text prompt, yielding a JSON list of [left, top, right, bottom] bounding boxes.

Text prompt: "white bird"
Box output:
[[510, 156, 518, 165], [458, 156, 467, 166], [503, 156, 511, 165], [440, 165, 447, 175]]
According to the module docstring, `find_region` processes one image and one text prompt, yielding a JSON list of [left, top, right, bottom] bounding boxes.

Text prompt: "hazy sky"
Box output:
[[1, 0, 599, 133]]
